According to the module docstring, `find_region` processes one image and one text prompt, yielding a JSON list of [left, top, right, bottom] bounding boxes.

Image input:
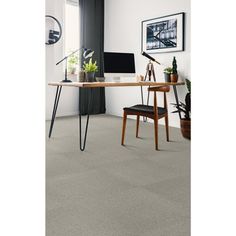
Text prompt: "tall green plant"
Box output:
[[185, 78, 191, 113], [172, 56, 177, 74], [172, 79, 191, 120], [186, 78, 191, 93]]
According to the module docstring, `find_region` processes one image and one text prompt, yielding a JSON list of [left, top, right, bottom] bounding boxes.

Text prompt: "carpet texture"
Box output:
[[46, 115, 190, 236]]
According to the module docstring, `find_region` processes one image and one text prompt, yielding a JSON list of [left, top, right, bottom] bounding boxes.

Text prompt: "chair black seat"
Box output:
[[124, 104, 167, 116]]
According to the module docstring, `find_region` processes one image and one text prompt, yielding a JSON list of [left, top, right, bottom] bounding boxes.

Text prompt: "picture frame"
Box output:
[[141, 12, 185, 54]]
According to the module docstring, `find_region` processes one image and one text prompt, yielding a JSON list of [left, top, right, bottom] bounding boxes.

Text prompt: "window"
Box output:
[[65, 0, 79, 55]]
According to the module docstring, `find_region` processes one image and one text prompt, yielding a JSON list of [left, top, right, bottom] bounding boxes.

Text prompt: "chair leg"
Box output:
[[121, 111, 127, 145], [165, 114, 170, 142], [154, 117, 158, 150], [136, 115, 140, 138]]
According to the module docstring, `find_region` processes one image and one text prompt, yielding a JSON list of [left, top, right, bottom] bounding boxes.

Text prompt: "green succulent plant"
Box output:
[[68, 54, 78, 66], [163, 67, 173, 74], [83, 58, 98, 73], [67, 54, 78, 73]]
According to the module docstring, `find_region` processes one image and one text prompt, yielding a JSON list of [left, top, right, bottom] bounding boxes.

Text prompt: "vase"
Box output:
[[78, 70, 85, 82], [69, 66, 76, 74], [85, 72, 95, 82], [180, 119, 191, 140], [170, 73, 178, 83]]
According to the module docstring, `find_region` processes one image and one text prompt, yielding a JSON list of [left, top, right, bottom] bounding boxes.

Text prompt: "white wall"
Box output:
[[46, 0, 79, 120], [104, 0, 190, 127]]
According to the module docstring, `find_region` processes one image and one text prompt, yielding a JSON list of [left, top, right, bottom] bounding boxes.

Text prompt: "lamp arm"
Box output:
[[56, 48, 82, 65]]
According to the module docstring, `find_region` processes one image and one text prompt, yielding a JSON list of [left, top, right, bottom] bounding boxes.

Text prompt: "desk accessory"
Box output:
[[141, 51, 162, 121], [96, 77, 105, 82], [163, 67, 172, 82], [78, 71, 85, 82], [141, 51, 161, 82], [83, 58, 98, 82], [136, 75, 144, 82], [68, 53, 78, 74], [56, 48, 94, 83]]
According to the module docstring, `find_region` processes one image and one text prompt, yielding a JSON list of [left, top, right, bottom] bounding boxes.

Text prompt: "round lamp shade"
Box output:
[[83, 49, 94, 59]]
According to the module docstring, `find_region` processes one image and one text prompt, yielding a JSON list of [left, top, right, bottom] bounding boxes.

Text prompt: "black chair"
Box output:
[[121, 86, 170, 150]]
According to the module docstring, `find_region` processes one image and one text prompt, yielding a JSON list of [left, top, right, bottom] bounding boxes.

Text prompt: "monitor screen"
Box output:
[[104, 52, 135, 73]]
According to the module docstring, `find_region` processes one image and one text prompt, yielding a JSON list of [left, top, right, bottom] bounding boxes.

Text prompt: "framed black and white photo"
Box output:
[[141, 12, 184, 53]]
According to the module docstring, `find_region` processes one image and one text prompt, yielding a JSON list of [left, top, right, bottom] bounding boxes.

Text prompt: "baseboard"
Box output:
[[46, 111, 181, 129], [46, 110, 79, 121], [106, 112, 181, 129]]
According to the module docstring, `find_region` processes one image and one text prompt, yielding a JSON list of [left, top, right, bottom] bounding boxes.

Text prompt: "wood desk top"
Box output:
[[48, 81, 185, 88]]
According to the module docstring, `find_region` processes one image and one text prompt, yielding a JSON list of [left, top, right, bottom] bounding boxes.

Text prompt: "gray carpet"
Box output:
[[46, 114, 190, 236]]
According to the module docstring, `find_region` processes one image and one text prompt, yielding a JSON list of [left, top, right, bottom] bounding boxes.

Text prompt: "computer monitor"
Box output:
[[104, 52, 135, 79]]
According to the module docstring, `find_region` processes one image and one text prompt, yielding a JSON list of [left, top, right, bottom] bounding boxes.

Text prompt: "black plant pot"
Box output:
[[85, 72, 95, 82], [164, 73, 171, 82]]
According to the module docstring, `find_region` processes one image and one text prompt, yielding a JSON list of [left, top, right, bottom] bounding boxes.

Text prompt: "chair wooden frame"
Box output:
[[121, 86, 170, 150]]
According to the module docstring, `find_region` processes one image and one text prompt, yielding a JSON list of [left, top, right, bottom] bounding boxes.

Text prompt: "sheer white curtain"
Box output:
[[66, 0, 78, 6], [65, 0, 79, 55]]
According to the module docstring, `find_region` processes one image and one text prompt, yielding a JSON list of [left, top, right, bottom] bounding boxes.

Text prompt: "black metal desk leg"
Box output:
[[79, 88, 93, 151], [173, 85, 182, 119], [140, 86, 144, 105], [49, 86, 62, 138]]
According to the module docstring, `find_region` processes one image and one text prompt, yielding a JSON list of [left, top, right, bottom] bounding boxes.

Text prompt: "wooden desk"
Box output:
[[48, 81, 184, 88], [48, 81, 184, 151]]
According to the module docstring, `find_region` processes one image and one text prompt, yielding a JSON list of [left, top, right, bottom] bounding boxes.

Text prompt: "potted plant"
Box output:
[[170, 56, 178, 82], [163, 67, 172, 82], [83, 58, 98, 82], [172, 79, 191, 140], [68, 54, 78, 74]]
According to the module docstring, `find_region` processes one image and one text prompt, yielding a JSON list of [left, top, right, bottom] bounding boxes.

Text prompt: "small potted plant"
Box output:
[[68, 54, 78, 74], [170, 56, 178, 82], [163, 67, 172, 82], [172, 79, 191, 140], [83, 58, 98, 82]]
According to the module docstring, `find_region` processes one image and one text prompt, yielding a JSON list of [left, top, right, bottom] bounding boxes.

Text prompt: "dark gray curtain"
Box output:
[[79, 0, 106, 115]]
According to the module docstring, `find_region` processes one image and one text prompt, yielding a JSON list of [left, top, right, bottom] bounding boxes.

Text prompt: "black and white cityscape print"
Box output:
[[146, 18, 177, 50]]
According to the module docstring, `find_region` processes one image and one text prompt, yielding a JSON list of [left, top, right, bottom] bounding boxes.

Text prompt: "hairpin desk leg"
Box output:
[[49, 85, 62, 138], [140, 86, 144, 105], [79, 88, 93, 151], [173, 85, 182, 119]]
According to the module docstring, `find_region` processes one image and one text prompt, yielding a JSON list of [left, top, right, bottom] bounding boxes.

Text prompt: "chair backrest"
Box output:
[[148, 86, 170, 115]]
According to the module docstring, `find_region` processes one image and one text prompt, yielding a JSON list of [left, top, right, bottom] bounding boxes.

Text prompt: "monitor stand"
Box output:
[[112, 76, 120, 81], [104, 74, 136, 82]]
